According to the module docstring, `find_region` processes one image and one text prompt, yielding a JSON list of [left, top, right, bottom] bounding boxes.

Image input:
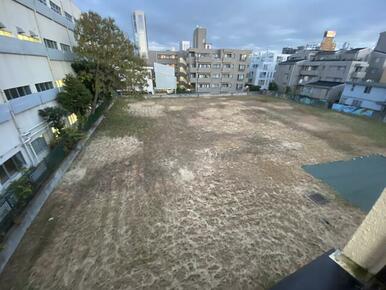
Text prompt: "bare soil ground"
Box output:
[[1, 95, 386, 290]]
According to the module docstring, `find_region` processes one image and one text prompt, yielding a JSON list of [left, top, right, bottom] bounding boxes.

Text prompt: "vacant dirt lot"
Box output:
[[1, 95, 386, 289]]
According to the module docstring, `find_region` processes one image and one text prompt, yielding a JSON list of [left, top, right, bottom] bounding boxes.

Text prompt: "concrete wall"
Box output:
[[343, 189, 386, 275], [340, 83, 386, 111], [154, 63, 177, 91]]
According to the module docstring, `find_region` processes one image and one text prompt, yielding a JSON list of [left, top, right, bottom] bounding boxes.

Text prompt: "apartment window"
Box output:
[[222, 74, 232, 78], [237, 74, 244, 81], [198, 74, 209, 78], [64, 12, 73, 22], [259, 72, 267, 78], [236, 84, 244, 90], [50, 1, 62, 15], [258, 80, 265, 86], [198, 63, 211, 68], [4, 85, 32, 100], [239, 64, 246, 71], [225, 53, 233, 58], [350, 84, 356, 91], [38, 0, 47, 5], [352, 99, 362, 107], [213, 54, 220, 59], [198, 83, 210, 88], [212, 73, 220, 79], [221, 83, 231, 88], [211, 83, 220, 88], [240, 54, 247, 61], [60, 43, 71, 52], [44, 38, 58, 49], [263, 64, 268, 70], [190, 73, 196, 78], [31, 137, 48, 156], [0, 152, 26, 184], [35, 81, 54, 92], [198, 53, 210, 58], [223, 64, 233, 69], [212, 64, 221, 69], [364, 86, 372, 94]]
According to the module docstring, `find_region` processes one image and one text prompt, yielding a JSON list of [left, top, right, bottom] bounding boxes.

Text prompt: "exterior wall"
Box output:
[[187, 48, 251, 93], [301, 84, 344, 102], [0, 0, 80, 193], [340, 83, 386, 112], [153, 63, 176, 91], [343, 189, 386, 275], [365, 51, 386, 82], [298, 60, 368, 85], [274, 61, 305, 93]]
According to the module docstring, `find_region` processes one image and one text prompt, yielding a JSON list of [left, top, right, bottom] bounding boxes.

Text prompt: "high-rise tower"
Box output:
[[132, 10, 149, 59]]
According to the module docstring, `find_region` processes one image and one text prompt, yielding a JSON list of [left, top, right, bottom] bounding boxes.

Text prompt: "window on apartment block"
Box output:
[[198, 74, 209, 78], [222, 74, 232, 78], [350, 84, 356, 91], [212, 64, 221, 69], [44, 38, 58, 49], [237, 74, 244, 81], [212, 73, 220, 79], [223, 64, 233, 69], [0, 152, 26, 184], [198, 83, 210, 88], [4, 85, 32, 100], [352, 99, 362, 107], [240, 54, 247, 61], [50, 1, 62, 15], [221, 83, 231, 88], [364, 86, 372, 94], [31, 136, 48, 156], [211, 83, 220, 88], [60, 43, 71, 52], [239, 64, 246, 71], [198, 63, 211, 68], [35, 81, 54, 92], [225, 53, 233, 58], [236, 84, 244, 90], [190, 73, 196, 78], [38, 0, 47, 5], [64, 12, 73, 22], [258, 80, 265, 86]]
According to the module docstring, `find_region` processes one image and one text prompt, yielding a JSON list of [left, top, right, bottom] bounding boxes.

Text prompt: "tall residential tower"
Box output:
[[192, 26, 207, 49], [132, 10, 149, 59]]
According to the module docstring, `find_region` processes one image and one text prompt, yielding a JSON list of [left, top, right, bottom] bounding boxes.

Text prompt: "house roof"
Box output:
[[346, 81, 386, 89], [278, 59, 303, 65], [304, 81, 344, 88]]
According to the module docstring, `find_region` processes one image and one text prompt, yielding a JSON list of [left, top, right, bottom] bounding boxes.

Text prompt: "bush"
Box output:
[[8, 173, 33, 208], [249, 85, 261, 92], [268, 81, 278, 91], [61, 128, 84, 152], [39, 107, 68, 136]]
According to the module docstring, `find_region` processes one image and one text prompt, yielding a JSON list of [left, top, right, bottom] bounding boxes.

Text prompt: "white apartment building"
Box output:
[[179, 40, 190, 51], [247, 51, 290, 89], [0, 0, 80, 192]]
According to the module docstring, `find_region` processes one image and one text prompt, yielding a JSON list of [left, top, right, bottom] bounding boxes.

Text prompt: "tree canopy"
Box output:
[[74, 12, 146, 112], [57, 74, 92, 117]]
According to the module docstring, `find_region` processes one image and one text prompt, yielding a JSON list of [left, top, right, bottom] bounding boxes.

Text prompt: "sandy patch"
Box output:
[[127, 101, 165, 117]]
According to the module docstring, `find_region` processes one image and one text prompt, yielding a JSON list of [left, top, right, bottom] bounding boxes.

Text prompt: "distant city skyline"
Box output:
[[75, 0, 386, 52]]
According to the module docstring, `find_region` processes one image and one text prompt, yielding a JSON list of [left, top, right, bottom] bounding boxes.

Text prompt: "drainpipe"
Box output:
[[0, 90, 36, 166]]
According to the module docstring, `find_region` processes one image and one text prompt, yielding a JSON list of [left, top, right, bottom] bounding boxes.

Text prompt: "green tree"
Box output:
[[74, 12, 146, 112], [57, 74, 92, 118], [268, 81, 278, 91], [39, 107, 68, 136]]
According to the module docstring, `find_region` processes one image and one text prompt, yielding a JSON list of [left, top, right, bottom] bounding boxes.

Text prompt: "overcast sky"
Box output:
[[75, 0, 386, 52]]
